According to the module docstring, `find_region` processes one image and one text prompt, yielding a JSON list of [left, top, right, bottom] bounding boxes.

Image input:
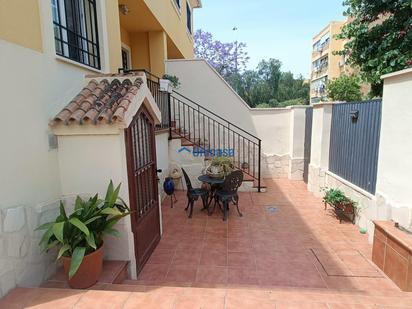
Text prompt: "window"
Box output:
[[174, 0, 181, 9], [121, 47, 131, 70], [186, 2, 192, 34], [51, 0, 101, 70]]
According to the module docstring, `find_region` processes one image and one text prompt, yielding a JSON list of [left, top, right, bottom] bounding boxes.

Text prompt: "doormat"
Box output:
[[310, 248, 382, 278]]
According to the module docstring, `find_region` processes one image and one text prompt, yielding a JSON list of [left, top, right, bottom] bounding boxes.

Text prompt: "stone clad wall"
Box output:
[[0, 200, 63, 297]]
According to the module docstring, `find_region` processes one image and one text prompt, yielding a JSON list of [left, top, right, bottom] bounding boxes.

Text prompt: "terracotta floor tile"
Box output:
[[137, 264, 169, 282], [228, 252, 256, 268], [276, 301, 329, 309], [200, 250, 228, 266], [228, 267, 259, 285], [174, 295, 225, 309], [196, 266, 228, 284], [172, 249, 202, 266], [147, 248, 175, 265], [123, 293, 176, 309], [165, 265, 197, 283], [74, 290, 131, 309]]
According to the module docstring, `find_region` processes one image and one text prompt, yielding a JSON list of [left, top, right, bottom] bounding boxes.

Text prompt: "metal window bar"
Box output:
[[52, 0, 100, 69]]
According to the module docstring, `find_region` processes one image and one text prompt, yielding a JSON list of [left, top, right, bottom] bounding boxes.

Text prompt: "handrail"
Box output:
[[119, 68, 263, 192], [172, 90, 261, 142]]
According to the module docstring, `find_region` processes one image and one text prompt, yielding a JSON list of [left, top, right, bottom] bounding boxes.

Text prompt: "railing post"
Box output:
[[258, 139, 262, 193], [168, 92, 172, 140]]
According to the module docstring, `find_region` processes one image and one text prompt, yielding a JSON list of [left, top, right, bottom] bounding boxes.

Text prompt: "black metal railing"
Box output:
[[118, 68, 170, 130], [117, 68, 262, 192], [169, 91, 262, 191]]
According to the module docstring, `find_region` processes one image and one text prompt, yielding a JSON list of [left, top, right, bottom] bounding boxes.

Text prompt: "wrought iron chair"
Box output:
[[181, 168, 209, 218], [214, 170, 244, 221]]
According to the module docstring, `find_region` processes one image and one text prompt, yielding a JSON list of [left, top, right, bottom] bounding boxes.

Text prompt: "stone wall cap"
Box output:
[[373, 220, 412, 253], [381, 67, 412, 80]]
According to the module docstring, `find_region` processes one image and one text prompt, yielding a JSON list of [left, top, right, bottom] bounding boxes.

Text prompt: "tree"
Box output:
[[336, 0, 412, 97], [194, 29, 250, 79], [327, 75, 362, 102]]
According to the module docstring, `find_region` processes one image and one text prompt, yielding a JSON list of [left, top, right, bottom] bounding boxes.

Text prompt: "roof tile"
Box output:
[[52, 76, 145, 125]]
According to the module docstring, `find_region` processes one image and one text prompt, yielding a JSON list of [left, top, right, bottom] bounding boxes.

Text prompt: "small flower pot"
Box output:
[[62, 245, 103, 289]]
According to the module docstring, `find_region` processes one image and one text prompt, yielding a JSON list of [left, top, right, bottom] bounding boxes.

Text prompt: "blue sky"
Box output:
[[194, 0, 345, 78]]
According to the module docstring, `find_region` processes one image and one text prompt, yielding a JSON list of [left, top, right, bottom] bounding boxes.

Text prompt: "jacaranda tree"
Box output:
[[336, 0, 412, 97], [194, 29, 249, 78]]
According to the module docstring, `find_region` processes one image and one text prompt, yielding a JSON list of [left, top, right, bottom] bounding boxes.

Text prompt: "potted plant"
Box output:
[[322, 187, 357, 223], [206, 156, 235, 178], [160, 74, 180, 93], [36, 181, 130, 289]]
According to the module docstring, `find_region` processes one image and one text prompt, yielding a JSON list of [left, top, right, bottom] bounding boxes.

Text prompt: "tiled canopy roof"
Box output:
[[52, 77, 143, 125]]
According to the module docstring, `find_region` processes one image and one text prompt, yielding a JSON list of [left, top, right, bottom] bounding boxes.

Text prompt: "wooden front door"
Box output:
[[125, 104, 160, 275]]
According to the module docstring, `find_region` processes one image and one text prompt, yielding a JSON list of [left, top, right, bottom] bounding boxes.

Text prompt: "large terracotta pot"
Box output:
[[62, 245, 103, 289]]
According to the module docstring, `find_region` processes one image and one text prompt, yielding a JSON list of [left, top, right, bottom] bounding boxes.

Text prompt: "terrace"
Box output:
[[2, 178, 408, 308]]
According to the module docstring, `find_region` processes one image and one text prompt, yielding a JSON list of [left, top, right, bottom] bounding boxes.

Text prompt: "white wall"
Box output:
[[250, 108, 290, 155], [56, 132, 138, 278], [156, 131, 170, 198], [376, 68, 412, 228], [166, 59, 257, 135], [0, 1, 115, 295]]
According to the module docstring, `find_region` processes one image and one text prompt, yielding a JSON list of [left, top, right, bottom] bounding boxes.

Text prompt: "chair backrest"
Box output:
[[181, 168, 193, 191], [222, 170, 243, 194]]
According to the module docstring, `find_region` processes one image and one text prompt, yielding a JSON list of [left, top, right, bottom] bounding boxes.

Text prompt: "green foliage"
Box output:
[[233, 60, 309, 108], [36, 181, 130, 278], [336, 0, 412, 97], [210, 156, 234, 175], [162, 74, 181, 88], [327, 75, 362, 102], [255, 103, 272, 108], [322, 187, 357, 207]]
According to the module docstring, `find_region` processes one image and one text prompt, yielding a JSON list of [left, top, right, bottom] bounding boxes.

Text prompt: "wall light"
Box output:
[[119, 4, 130, 15]]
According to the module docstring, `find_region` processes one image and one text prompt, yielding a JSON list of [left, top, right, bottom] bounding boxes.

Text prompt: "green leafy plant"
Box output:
[[336, 0, 412, 97], [162, 74, 181, 88], [210, 156, 234, 176], [322, 187, 357, 208], [327, 75, 362, 102], [36, 181, 130, 278]]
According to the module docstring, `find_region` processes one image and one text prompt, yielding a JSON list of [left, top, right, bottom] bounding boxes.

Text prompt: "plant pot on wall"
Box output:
[[62, 244, 103, 289]]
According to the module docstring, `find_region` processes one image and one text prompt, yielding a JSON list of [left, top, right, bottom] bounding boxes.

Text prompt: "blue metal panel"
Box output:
[[329, 100, 382, 194]]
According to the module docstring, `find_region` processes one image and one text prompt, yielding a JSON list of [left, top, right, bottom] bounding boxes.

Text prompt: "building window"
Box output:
[[174, 0, 181, 9], [51, 0, 101, 70], [186, 2, 192, 34]]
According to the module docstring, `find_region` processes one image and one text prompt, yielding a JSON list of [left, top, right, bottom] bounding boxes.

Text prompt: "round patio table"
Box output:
[[198, 174, 225, 214]]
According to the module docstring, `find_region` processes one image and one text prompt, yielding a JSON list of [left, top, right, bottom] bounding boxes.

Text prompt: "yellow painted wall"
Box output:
[[148, 31, 167, 77], [0, 0, 43, 52], [143, 0, 194, 59], [130, 32, 151, 71], [120, 26, 131, 47], [106, 0, 123, 72]]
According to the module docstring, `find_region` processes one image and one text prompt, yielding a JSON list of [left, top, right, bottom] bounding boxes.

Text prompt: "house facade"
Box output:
[[0, 0, 200, 296]]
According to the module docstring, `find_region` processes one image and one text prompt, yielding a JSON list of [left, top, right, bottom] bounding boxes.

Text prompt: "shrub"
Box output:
[[327, 75, 362, 102]]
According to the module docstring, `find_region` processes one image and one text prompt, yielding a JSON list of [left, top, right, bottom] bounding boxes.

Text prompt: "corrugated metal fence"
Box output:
[[329, 100, 382, 194]]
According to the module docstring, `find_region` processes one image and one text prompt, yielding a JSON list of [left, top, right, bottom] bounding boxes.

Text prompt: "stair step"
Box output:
[[43, 260, 129, 288]]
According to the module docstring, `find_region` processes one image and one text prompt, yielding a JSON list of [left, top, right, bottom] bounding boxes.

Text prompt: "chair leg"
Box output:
[[201, 195, 207, 210], [188, 200, 194, 218], [234, 195, 243, 217], [223, 201, 228, 221], [184, 199, 190, 211], [208, 198, 217, 216]]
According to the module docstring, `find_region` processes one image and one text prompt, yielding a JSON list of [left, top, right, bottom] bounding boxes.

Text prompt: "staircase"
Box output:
[[127, 69, 264, 192]]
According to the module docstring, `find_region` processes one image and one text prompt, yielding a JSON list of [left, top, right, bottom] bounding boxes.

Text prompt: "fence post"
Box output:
[[167, 92, 172, 140], [258, 139, 262, 193]]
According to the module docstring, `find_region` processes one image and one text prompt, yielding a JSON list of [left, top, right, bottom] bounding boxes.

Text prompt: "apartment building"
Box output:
[[310, 21, 346, 103]]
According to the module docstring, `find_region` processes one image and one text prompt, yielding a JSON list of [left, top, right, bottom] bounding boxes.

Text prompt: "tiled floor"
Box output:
[[136, 179, 398, 291], [3, 179, 411, 308]]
